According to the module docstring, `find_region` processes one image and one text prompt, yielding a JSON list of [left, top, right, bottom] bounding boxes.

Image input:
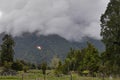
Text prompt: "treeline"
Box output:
[[54, 0, 120, 78], [0, 34, 34, 74], [54, 42, 120, 77]]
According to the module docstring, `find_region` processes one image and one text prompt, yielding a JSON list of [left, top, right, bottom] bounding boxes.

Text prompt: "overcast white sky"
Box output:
[[0, 0, 109, 41]]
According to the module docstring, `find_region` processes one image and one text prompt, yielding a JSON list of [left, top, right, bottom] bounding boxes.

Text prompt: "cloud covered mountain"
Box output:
[[0, 0, 108, 63], [12, 34, 104, 63]]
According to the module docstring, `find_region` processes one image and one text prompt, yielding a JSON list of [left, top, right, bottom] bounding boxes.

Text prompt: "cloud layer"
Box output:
[[0, 0, 109, 41]]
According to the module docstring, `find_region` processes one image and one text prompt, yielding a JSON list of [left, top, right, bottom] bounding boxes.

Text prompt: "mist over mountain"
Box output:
[[0, 0, 109, 41], [0, 0, 108, 63]]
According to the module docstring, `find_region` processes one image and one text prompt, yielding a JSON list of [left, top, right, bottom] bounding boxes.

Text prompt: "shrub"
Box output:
[[11, 61, 23, 71]]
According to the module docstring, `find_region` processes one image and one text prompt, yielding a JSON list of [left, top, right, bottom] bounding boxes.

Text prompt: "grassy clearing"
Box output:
[[0, 70, 119, 80]]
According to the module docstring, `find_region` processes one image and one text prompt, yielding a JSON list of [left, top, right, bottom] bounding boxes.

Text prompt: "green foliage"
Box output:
[[30, 63, 37, 69], [0, 70, 119, 80], [41, 62, 47, 80], [23, 66, 29, 72], [65, 48, 83, 71], [81, 43, 100, 74], [3, 61, 12, 71], [0, 34, 15, 65], [54, 61, 63, 76], [56, 43, 100, 77], [100, 0, 120, 75], [82, 70, 90, 76], [50, 55, 60, 69], [11, 61, 23, 71], [41, 62, 47, 75]]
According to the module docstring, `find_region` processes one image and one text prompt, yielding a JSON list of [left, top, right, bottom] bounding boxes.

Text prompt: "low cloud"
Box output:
[[0, 0, 109, 41]]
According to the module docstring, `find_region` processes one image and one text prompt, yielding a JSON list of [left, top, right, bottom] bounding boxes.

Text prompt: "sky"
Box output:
[[0, 0, 109, 41]]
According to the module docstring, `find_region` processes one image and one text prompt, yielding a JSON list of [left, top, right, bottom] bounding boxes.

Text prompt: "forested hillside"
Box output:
[[12, 34, 105, 63]]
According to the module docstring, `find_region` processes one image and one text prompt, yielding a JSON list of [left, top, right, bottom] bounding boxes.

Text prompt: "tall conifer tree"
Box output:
[[100, 0, 120, 74], [0, 34, 15, 65]]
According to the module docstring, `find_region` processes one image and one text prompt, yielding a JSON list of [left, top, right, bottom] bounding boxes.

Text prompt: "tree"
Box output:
[[41, 62, 47, 80], [50, 55, 60, 69], [0, 50, 2, 66], [66, 48, 79, 71], [74, 49, 84, 71], [60, 48, 80, 74], [11, 60, 23, 71], [54, 61, 62, 76], [100, 0, 120, 75], [99, 51, 111, 79], [81, 42, 100, 76], [3, 61, 12, 71], [65, 58, 73, 80], [0, 34, 15, 65]]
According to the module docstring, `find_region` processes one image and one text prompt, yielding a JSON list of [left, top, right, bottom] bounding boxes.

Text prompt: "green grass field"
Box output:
[[0, 70, 119, 80]]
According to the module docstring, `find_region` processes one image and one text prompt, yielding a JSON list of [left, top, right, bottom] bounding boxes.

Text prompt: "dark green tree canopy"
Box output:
[[101, 0, 120, 58], [0, 34, 15, 65], [100, 0, 120, 74], [101, 0, 120, 46]]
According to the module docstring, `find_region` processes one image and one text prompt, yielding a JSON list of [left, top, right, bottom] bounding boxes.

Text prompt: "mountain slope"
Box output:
[[0, 34, 105, 63]]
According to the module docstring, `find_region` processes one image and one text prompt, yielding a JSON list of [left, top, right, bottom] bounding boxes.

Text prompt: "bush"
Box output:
[[3, 61, 12, 71], [11, 61, 23, 71], [23, 66, 29, 72], [82, 70, 89, 76]]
